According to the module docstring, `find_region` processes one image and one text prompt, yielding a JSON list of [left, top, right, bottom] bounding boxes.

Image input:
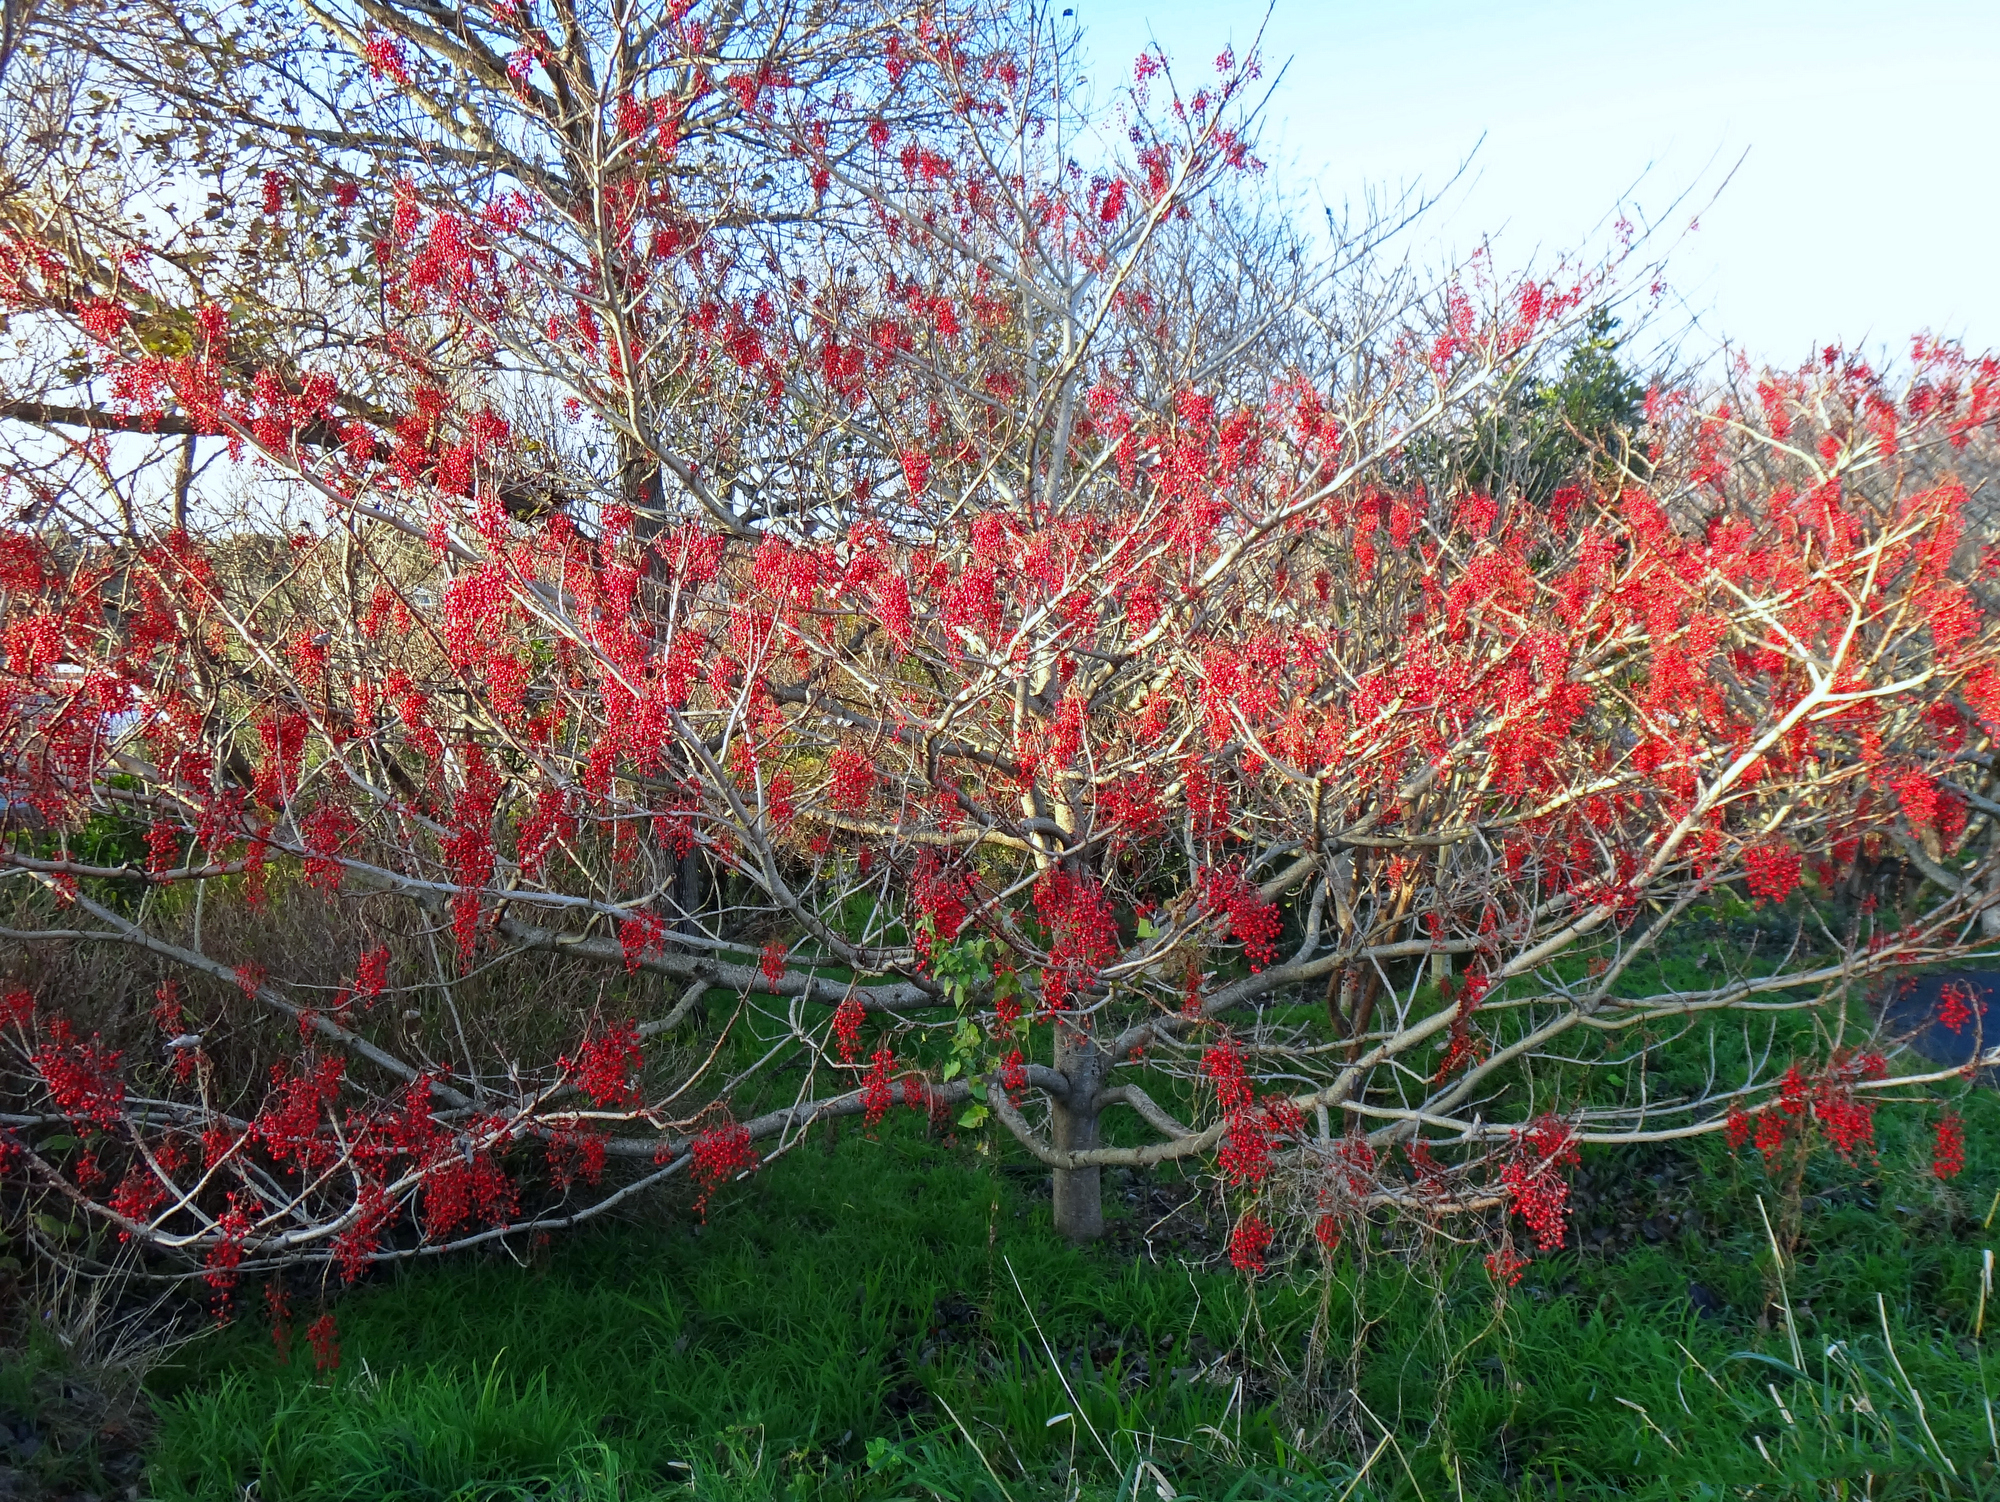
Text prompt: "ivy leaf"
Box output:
[[957, 1103, 990, 1129]]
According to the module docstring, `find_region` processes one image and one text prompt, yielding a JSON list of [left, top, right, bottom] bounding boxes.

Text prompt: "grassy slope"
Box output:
[[141, 1077, 2000, 1502]]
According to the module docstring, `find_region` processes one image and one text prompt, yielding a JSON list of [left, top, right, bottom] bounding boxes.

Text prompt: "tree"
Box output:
[[1439, 304, 1652, 506], [1, 0, 1997, 1296]]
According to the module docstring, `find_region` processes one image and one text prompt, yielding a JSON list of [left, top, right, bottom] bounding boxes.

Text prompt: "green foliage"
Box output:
[[1443, 306, 1650, 504], [1521, 307, 1649, 481]]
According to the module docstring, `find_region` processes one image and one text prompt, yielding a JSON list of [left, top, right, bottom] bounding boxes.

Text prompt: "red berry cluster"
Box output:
[[1934, 1114, 1967, 1180], [440, 743, 502, 959], [363, 29, 410, 86], [831, 993, 866, 1063], [1033, 867, 1119, 1013], [828, 747, 875, 811], [30, 1020, 126, 1128], [999, 1047, 1026, 1096], [77, 297, 130, 347], [1500, 1116, 1578, 1252], [1313, 1212, 1342, 1254], [562, 1020, 643, 1107], [1737, 1054, 1889, 1166], [690, 1123, 757, 1216], [1743, 843, 1803, 907], [1811, 1059, 1884, 1162], [332, 1184, 394, 1284], [1228, 1213, 1273, 1275], [760, 939, 789, 992], [1893, 769, 1940, 832], [203, 1199, 252, 1314], [1485, 1246, 1528, 1287], [1333, 1136, 1378, 1199], [421, 1145, 518, 1239], [355, 945, 390, 1003], [252, 1056, 346, 1172], [109, 1161, 170, 1237], [1203, 1037, 1252, 1111], [299, 803, 357, 890], [1725, 1104, 1752, 1152], [146, 820, 181, 874], [1432, 969, 1491, 1083], [618, 912, 665, 973], [860, 1048, 895, 1129], [1198, 863, 1282, 969], [306, 1312, 340, 1373], [941, 561, 999, 643], [909, 852, 976, 962], [1218, 1111, 1272, 1188], [545, 1127, 608, 1191]]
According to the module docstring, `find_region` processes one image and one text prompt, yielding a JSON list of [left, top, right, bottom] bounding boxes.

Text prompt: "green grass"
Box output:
[[137, 1080, 2000, 1502], [144, 1123, 1332, 1501]]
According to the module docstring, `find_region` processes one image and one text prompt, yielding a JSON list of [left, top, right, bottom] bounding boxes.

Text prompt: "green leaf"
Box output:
[[865, 1437, 908, 1472], [941, 1058, 962, 1081], [40, 1135, 78, 1153], [968, 1079, 988, 1102], [956, 1103, 989, 1129], [32, 1214, 74, 1241]]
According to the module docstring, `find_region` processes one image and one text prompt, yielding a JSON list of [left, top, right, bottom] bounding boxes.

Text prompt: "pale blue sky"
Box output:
[[1068, 0, 1999, 368]]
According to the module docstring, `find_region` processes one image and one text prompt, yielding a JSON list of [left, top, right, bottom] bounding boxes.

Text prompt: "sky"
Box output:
[[1066, 0, 2000, 371]]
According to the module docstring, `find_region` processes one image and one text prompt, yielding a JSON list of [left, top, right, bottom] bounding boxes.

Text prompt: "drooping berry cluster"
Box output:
[[1228, 1213, 1273, 1275], [1743, 843, 1803, 907], [1500, 1116, 1578, 1252], [1432, 969, 1490, 1083], [760, 939, 789, 992], [618, 912, 666, 973], [859, 1048, 896, 1129], [1198, 862, 1283, 970], [831, 992, 867, 1063], [562, 1021, 643, 1108], [1484, 1246, 1528, 1287], [827, 747, 875, 811], [30, 1020, 126, 1128], [1033, 867, 1120, 1013], [1934, 1114, 1967, 1180], [690, 1123, 758, 1216]]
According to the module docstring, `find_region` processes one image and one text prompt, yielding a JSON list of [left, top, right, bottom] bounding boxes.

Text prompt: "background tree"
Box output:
[[1421, 303, 1651, 508]]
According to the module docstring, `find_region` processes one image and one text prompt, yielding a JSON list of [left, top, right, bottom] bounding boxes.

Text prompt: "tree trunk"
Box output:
[[674, 848, 705, 946], [1050, 1026, 1105, 1241]]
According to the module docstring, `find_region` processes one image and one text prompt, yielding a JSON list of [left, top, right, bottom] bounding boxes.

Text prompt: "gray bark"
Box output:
[[1050, 1026, 1106, 1241]]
